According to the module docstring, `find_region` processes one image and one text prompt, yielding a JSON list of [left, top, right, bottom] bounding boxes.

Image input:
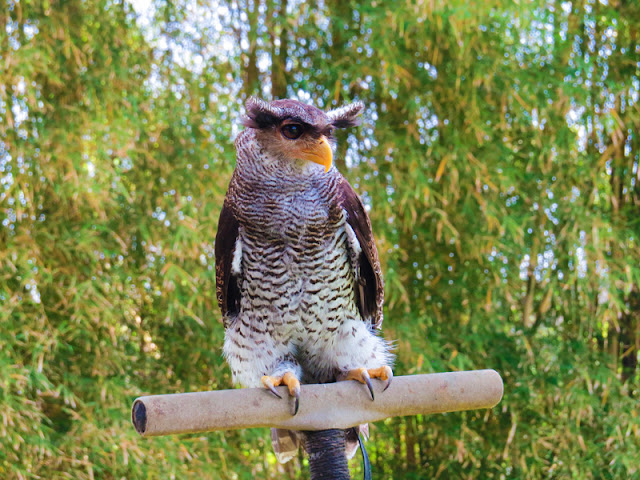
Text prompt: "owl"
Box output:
[[215, 98, 393, 461]]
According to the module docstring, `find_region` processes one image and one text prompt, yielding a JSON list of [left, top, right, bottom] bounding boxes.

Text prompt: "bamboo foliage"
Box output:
[[1, 0, 639, 478]]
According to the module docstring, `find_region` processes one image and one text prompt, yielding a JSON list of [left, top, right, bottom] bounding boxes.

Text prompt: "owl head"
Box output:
[[242, 98, 364, 173]]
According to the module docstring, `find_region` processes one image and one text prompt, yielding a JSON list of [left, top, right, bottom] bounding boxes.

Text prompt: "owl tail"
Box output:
[[345, 423, 369, 459], [271, 424, 370, 463], [271, 428, 300, 464]]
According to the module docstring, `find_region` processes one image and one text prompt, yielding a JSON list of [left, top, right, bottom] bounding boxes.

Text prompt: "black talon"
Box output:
[[383, 369, 393, 392], [264, 378, 282, 399], [270, 388, 282, 399], [290, 380, 301, 415], [362, 370, 374, 401]]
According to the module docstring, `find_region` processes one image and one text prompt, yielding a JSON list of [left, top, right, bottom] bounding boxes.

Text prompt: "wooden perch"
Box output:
[[132, 369, 503, 436]]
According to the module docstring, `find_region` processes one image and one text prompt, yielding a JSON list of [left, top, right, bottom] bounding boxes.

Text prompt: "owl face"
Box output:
[[242, 98, 364, 173]]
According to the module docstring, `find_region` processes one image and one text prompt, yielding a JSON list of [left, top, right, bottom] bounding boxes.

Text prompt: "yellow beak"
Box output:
[[299, 136, 333, 173]]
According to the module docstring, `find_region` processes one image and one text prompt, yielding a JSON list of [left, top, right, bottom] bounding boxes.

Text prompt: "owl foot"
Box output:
[[344, 366, 393, 401], [261, 372, 301, 415]]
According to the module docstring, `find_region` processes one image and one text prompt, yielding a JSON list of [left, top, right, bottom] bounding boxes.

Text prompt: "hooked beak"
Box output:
[[298, 136, 333, 173]]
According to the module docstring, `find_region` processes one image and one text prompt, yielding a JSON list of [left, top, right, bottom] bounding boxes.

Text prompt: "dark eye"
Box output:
[[281, 123, 304, 140]]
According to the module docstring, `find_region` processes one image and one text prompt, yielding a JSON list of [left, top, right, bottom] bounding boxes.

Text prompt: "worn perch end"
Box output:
[[132, 400, 147, 435], [132, 369, 503, 437]]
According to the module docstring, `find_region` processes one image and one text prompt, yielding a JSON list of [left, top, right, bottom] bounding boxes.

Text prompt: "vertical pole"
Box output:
[[304, 429, 350, 480]]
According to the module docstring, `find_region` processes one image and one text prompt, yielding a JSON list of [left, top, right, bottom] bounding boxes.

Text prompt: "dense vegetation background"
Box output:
[[2, 0, 639, 478]]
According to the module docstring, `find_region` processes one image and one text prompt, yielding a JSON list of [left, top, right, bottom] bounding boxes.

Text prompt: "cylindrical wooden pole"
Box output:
[[132, 370, 503, 436]]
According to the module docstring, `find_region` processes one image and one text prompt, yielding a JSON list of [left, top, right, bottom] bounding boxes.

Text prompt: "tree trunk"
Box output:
[[405, 416, 417, 468], [244, 0, 260, 97], [269, 0, 289, 98], [620, 289, 639, 386]]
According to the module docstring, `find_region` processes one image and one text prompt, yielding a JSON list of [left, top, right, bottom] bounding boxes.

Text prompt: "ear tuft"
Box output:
[[243, 97, 281, 128], [327, 101, 365, 129]]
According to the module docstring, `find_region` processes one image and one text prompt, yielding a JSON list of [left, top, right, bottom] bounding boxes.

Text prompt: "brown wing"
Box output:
[[337, 177, 385, 329], [215, 199, 241, 324]]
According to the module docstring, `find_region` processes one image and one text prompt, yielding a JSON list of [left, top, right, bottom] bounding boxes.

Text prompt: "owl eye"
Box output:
[[281, 123, 304, 140]]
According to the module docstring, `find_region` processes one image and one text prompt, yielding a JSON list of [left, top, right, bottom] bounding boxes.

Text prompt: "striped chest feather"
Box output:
[[238, 215, 358, 325]]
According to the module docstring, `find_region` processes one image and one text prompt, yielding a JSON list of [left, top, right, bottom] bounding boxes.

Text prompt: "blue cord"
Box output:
[[358, 430, 372, 480]]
